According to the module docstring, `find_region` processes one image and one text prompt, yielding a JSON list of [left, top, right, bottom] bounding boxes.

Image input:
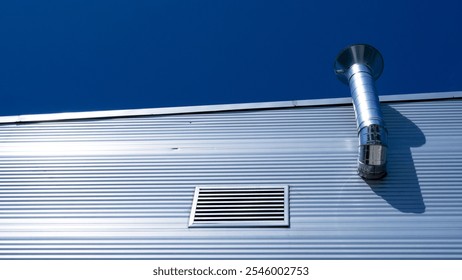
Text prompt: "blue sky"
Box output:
[[0, 1, 461, 116]]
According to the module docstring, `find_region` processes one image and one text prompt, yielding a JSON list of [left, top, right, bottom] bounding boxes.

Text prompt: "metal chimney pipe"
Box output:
[[334, 44, 388, 180]]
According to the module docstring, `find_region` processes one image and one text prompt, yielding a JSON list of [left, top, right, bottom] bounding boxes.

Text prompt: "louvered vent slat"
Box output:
[[189, 186, 289, 227]]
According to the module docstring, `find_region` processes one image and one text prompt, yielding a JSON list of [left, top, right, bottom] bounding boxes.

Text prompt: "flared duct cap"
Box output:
[[334, 44, 384, 84]]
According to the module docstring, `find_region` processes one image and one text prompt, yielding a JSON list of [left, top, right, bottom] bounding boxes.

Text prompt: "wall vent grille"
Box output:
[[189, 185, 289, 227]]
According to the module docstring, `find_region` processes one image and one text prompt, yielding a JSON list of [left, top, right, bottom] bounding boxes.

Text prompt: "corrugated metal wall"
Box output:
[[0, 97, 461, 259]]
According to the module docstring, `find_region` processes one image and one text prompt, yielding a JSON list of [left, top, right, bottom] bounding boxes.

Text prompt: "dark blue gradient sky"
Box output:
[[0, 1, 461, 115]]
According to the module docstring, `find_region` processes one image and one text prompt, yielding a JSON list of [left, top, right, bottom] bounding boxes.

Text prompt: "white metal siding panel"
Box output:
[[0, 98, 461, 259]]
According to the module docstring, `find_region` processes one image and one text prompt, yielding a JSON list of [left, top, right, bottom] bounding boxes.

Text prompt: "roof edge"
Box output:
[[1, 91, 461, 124]]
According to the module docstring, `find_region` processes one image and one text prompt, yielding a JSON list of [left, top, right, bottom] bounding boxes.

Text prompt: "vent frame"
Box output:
[[188, 185, 289, 228]]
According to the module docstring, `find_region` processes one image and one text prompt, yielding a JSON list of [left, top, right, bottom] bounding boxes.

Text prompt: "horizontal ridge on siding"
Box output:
[[0, 98, 462, 259]]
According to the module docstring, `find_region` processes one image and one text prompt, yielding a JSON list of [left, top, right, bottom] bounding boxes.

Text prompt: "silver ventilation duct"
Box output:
[[334, 44, 388, 180]]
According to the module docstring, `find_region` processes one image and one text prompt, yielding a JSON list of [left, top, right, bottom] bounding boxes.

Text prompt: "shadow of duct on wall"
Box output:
[[366, 104, 426, 214]]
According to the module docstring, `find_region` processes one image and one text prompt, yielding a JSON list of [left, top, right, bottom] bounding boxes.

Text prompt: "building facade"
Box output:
[[0, 92, 461, 259]]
